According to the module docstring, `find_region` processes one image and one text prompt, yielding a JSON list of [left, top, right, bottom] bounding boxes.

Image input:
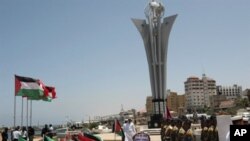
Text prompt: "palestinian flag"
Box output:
[[77, 133, 102, 141], [114, 119, 125, 138], [163, 105, 172, 119], [18, 137, 26, 141], [44, 136, 55, 141], [26, 85, 57, 102], [15, 75, 45, 99], [42, 86, 56, 102], [84, 133, 102, 141]]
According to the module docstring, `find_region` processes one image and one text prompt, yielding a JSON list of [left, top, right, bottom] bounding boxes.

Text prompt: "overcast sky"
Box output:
[[1, 0, 250, 127]]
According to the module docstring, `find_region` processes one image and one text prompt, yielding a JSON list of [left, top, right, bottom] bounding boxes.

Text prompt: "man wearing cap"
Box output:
[[226, 115, 244, 141]]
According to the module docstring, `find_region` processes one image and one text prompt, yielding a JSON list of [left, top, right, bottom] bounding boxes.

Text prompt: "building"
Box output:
[[146, 96, 153, 115], [185, 74, 216, 110], [242, 89, 250, 100], [167, 92, 178, 112], [166, 91, 186, 116], [209, 95, 227, 109], [217, 84, 242, 100]]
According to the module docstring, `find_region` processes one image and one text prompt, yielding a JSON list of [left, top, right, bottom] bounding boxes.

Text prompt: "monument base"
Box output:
[[148, 114, 163, 128]]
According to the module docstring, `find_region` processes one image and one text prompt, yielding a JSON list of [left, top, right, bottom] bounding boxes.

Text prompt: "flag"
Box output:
[[42, 86, 56, 102], [163, 105, 172, 119], [114, 119, 125, 137], [15, 75, 44, 99], [27, 84, 57, 102], [84, 133, 102, 141], [77, 133, 102, 141], [44, 136, 55, 141], [18, 137, 26, 141]]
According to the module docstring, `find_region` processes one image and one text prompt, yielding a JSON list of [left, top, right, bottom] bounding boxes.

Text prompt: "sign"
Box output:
[[230, 125, 250, 140], [133, 132, 150, 141]]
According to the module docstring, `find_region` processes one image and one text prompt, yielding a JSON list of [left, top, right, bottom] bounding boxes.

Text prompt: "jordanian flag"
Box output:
[[15, 75, 45, 99]]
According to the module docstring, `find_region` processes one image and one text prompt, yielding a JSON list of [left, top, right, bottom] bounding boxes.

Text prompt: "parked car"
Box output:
[[82, 127, 93, 135], [55, 127, 81, 138], [92, 125, 112, 134]]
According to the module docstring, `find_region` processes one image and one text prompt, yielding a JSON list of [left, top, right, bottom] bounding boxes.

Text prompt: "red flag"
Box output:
[[77, 133, 94, 141], [114, 119, 125, 137], [164, 105, 172, 119], [44, 86, 56, 99]]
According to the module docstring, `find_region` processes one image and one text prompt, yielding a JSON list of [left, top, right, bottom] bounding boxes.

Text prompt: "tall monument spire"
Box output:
[[132, 0, 177, 128]]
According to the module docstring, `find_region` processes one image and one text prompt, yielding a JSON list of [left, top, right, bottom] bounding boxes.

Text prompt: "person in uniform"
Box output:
[[171, 120, 178, 141], [210, 116, 219, 141], [161, 119, 167, 141], [200, 119, 209, 141], [183, 120, 194, 141], [226, 115, 244, 141], [164, 119, 173, 141], [177, 120, 185, 141]]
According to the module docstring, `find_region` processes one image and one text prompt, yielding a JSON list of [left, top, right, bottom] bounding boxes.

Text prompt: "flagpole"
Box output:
[[114, 119, 116, 141], [27, 98, 29, 139], [21, 97, 23, 127], [30, 100, 32, 126], [14, 95, 16, 127], [27, 98, 29, 129]]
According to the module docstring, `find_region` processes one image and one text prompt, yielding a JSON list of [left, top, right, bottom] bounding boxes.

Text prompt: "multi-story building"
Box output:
[[217, 84, 242, 100], [166, 91, 186, 116], [209, 95, 227, 109], [167, 92, 178, 112], [146, 96, 153, 115], [185, 74, 216, 110], [242, 89, 250, 100]]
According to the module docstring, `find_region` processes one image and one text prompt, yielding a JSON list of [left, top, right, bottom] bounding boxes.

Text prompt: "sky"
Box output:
[[0, 0, 250, 127]]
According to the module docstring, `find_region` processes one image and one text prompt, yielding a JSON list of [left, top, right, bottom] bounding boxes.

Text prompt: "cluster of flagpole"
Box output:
[[14, 74, 57, 128]]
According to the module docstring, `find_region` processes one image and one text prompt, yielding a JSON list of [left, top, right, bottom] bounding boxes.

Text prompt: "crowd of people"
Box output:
[[0, 126, 35, 141], [161, 114, 250, 141], [1, 124, 55, 141], [41, 124, 54, 138], [161, 116, 219, 141]]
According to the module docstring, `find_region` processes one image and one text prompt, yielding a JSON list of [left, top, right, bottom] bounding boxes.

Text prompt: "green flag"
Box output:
[[44, 136, 55, 141], [18, 137, 26, 141]]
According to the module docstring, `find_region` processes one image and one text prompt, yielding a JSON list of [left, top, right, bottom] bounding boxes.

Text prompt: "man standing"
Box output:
[[1, 127, 8, 141], [124, 119, 136, 141], [226, 115, 244, 141], [123, 119, 128, 141], [48, 124, 54, 138], [41, 124, 49, 137], [13, 126, 21, 141], [28, 126, 35, 141]]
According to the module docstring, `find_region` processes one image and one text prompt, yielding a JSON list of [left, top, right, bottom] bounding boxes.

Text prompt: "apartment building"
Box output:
[[217, 84, 242, 100], [166, 91, 186, 115], [185, 74, 216, 109]]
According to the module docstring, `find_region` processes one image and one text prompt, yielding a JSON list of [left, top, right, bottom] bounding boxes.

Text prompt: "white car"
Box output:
[[55, 128, 81, 138]]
